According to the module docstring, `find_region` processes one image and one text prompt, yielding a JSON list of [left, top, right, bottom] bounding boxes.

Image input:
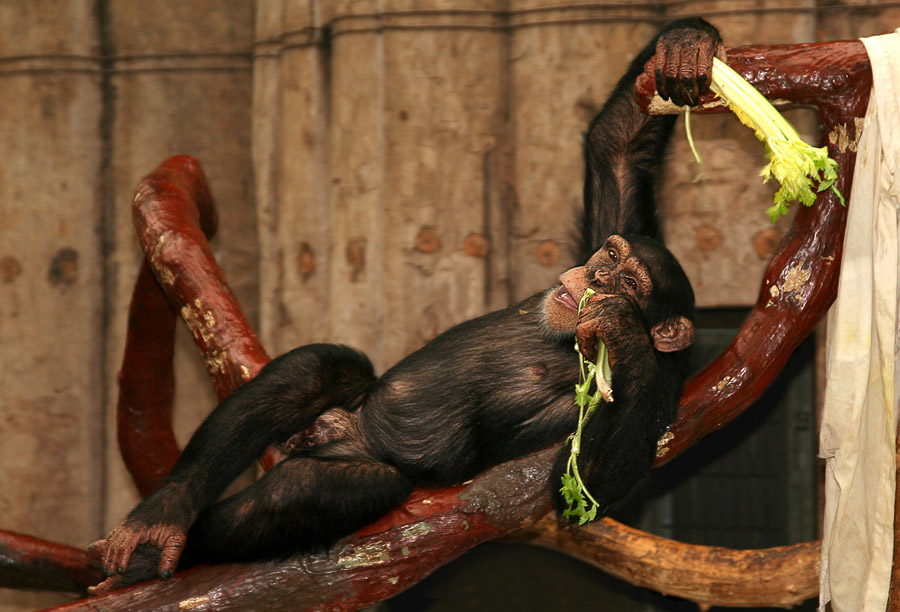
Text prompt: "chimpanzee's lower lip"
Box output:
[[554, 285, 579, 311]]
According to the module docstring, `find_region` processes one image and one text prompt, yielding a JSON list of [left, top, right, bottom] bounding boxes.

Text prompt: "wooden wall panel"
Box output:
[[255, 0, 336, 357], [256, 0, 508, 370], [0, 2, 103, 609], [375, 2, 507, 363], [816, 0, 900, 40]]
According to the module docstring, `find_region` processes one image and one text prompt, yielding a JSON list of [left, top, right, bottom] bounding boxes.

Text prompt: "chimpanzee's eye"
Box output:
[[624, 276, 637, 291], [608, 249, 618, 262]]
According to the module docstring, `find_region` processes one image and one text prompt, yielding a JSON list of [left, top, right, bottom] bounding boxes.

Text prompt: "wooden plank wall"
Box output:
[[0, 2, 104, 609], [0, 1, 256, 609], [2, 1, 900, 610]]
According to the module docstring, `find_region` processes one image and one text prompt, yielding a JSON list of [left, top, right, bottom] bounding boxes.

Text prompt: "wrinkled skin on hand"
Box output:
[[653, 18, 726, 106], [575, 293, 652, 365], [88, 520, 186, 595]]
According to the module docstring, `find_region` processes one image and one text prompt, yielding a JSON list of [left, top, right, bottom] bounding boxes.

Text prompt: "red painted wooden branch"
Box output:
[[126, 155, 278, 477], [0, 530, 102, 593], [3, 40, 869, 611], [130, 155, 270, 402], [640, 40, 871, 463], [47, 450, 558, 612], [116, 260, 180, 497]]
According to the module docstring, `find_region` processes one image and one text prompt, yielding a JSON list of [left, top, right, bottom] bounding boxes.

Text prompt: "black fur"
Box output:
[[93, 17, 717, 585]]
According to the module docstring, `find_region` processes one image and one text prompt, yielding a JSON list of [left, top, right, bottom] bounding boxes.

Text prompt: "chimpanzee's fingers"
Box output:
[[665, 43, 684, 104], [87, 539, 112, 576], [684, 44, 702, 105], [715, 41, 727, 63], [696, 39, 715, 96], [669, 44, 698, 107], [105, 530, 140, 575], [157, 531, 187, 579], [86, 577, 117, 597], [654, 40, 670, 101]]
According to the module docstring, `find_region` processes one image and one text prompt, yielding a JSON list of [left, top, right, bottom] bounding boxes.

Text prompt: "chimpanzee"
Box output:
[[89, 17, 721, 594]]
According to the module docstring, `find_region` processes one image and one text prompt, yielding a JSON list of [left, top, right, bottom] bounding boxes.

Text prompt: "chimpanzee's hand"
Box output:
[[87, 518, 186, 595], [87, 538, 170, 595], [575, 293, 649, 364], [653, 18, 724, 107]]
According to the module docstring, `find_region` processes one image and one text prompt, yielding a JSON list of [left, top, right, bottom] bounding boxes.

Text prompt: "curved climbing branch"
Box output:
[[116, 260, 180, 497], [44, 450, 559, 612], [131, 155, 270, 401], [636, 40, 871, 463]]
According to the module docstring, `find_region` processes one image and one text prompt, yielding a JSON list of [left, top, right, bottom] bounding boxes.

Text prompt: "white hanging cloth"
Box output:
[[819, 28, 900, 612]]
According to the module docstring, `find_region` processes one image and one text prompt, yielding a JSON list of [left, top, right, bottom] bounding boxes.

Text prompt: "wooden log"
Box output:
[[521, 515, 820, 609]]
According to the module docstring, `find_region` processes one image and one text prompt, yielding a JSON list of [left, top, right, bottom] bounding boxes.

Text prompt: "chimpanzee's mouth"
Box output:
[[553, 284, 579, 311]]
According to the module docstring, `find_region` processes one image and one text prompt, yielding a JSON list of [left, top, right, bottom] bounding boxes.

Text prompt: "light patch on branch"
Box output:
[[181, 298, 217, 344], [178, 595, 211, 610], [337, 542, 391, 569], [783, 264, 811, 304], [401, 522, 434, 539]]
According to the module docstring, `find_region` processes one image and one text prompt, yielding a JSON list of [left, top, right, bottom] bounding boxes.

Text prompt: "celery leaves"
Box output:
[[560, 289, 612, 525], [686, 57, 844, 222]]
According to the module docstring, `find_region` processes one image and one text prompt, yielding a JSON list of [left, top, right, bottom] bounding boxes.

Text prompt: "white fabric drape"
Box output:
[[819, 29, 900, 612]]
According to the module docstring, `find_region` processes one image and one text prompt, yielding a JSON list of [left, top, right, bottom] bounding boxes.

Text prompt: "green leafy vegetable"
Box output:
[[560, 288, 612, 525], [686, 57, 844, 222]]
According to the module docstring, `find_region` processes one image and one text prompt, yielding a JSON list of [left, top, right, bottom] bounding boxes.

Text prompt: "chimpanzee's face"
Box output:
[[542, 235, 651, 334]]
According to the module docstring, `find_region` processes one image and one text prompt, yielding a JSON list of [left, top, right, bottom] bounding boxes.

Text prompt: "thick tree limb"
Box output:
[[116, 260, 180, 497], [0, 530, 102, 594], [520, 516, 819, 609], [43, 451, 557, 612], [130, 155, 271, 402]]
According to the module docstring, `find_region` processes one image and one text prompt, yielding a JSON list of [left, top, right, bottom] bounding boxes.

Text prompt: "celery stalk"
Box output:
[[560, 289, 612, 525], [688, 57, 844, 222]]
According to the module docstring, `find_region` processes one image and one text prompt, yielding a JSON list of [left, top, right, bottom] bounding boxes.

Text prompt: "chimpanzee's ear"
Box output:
[[650, 316, 695, 352]]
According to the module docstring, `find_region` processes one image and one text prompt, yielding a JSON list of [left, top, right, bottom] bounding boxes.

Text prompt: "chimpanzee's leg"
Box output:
[[91, 344, 377, 585], [181, 455, 414, 564]]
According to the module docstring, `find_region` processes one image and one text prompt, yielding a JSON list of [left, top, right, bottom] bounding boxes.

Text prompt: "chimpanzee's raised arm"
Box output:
[[578, 17, 722, 260]]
